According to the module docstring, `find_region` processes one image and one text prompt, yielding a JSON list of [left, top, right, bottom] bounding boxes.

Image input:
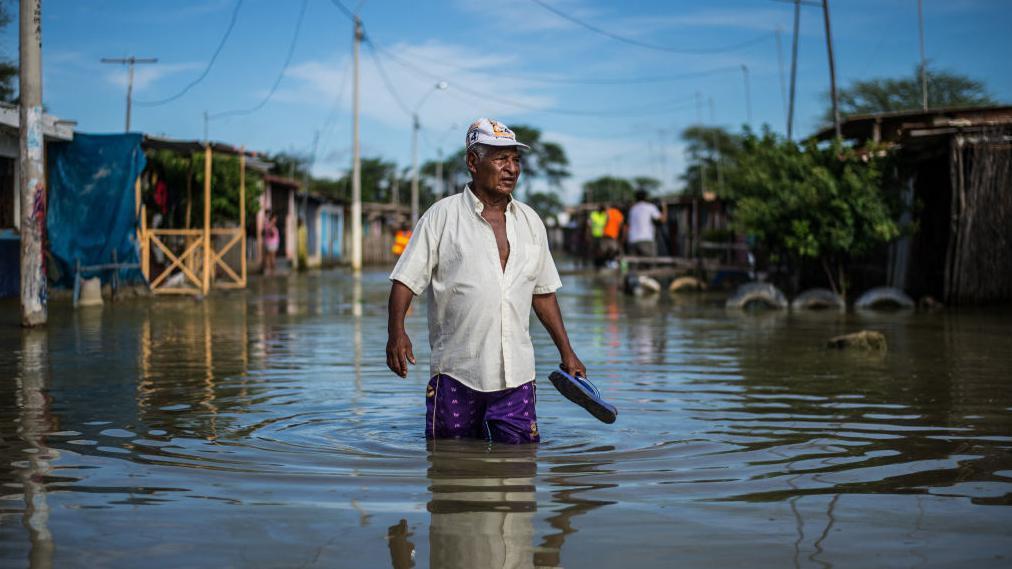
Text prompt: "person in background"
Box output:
[[588, 204, 608, 268], [263, 210, 279, 275], [626, 190, 666, 258], [601, 203, 624, 268], [391, 223, 412, 257]]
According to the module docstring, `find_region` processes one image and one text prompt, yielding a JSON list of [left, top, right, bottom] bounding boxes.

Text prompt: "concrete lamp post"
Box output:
[[410, 81, 448, 225]]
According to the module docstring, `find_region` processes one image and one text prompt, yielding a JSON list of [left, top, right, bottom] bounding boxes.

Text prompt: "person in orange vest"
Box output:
[[601, 204, 624, 267], [392, 224, 412, 256]]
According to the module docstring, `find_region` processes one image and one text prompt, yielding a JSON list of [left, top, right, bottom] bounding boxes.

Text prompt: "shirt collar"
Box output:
[[464, 184, 516, 215]]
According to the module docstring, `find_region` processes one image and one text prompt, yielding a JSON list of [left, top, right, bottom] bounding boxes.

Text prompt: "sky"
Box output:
[[4, 0, 1010, 203]]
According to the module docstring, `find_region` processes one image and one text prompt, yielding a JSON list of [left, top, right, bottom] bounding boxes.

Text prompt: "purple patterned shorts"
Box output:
[[425, 374, 540, 444]]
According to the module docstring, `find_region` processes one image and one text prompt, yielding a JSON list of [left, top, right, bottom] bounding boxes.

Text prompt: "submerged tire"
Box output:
[[637, 275, 662, 295], [725, 283, 788, 310], [791, 288, 845, 311], [669, 276, 707, 293], [855, 287, 915, 310]]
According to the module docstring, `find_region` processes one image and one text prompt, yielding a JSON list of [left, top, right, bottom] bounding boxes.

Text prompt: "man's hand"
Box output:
[[386, 331, 415, 378], [560, 351, 587, 378], [387, 281, 417, 378]]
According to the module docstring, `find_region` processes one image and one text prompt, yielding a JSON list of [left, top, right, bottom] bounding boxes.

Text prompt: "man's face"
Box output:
[[469, 146, 521, 197]]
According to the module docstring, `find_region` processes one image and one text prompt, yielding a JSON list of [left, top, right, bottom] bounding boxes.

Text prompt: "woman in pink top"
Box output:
[[263, 211, 280, 275]]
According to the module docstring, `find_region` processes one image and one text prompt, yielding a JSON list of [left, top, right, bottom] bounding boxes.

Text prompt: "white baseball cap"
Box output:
[[465, 118, 530, 151]]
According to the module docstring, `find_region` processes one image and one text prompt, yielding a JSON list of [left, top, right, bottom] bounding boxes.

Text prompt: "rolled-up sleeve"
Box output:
[[389, 210, 439, 295], [533, 227, 562, 295]]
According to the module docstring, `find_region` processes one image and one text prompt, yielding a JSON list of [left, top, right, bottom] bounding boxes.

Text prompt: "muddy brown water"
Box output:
[[1, 268, 1010, 568]]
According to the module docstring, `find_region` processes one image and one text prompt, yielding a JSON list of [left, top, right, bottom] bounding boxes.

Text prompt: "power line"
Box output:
[[327, 0, 357, 22], [529, 0, 772, 55], [386, 44, 742, 85], [135, 0, 244, 106], [364, 39, 414, 118], [371, 41, 700, 117], [208, 0, 310, 120]]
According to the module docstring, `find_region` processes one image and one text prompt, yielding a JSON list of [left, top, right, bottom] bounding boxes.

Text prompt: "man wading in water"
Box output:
[[386, 118, 586, 444]]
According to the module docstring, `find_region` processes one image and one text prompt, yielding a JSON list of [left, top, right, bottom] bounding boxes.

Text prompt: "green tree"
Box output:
[[632, 176, 661, 195], [146, 149, 263, 226], [829, 66, 996, 121], [0, 2, 16, 102], [679, 126, 741, 197], [724, 129, 900, 298], [526, 191, 564, 224], [582, 176, 635, 205]]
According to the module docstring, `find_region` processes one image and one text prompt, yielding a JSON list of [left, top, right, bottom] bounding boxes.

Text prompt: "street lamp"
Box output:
[[411, 81, 448, 224]]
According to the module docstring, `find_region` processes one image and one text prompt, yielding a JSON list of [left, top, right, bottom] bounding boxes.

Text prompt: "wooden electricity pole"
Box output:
[[19, 0, 46, 327], [100, 56, 158, 132], [787, 0, 801, 141], [822, 0, 841, 139]]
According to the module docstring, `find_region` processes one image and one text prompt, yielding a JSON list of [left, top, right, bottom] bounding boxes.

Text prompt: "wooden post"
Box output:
[[203, 144, 211, 294], [140, 204, 148, 281], [239, 147, 246, 286], [136, 176, 149, 281]]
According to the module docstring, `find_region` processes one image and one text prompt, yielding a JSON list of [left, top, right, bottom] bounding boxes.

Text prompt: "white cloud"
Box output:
[[278, 40, 557, 130], [106, 62, 203, 91]]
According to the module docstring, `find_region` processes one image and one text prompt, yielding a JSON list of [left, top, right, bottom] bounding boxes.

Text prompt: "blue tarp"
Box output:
[[47, 133, 147, 287]]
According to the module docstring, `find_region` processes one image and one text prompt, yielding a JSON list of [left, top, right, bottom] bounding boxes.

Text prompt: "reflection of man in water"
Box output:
[[386, 118, 585, 444], [425, 443, 539, 569]]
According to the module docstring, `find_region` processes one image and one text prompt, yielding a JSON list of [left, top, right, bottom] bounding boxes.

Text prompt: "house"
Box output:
[[0, 103, 75, 298], [814, 105, 1012, 304]]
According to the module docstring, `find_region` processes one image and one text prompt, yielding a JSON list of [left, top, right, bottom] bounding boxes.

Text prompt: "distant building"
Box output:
[[0, 103, 75, 298]]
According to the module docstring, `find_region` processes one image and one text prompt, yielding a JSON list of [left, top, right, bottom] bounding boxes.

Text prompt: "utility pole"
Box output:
[[776, 27, 789, 133], [822, 0, 841, 139], [350, 17, 363, 271], [203, 111, 208, 142], [709, 97, 722, 193], [100, 56, 157, 132], [410, 113, 420, 224], [300, 129, 319, 231], [917, 0, 928, 110], [740, 64, 752, 127], [787, 0, 801, 140], [435, 148, 444, 198], [19, 0, 46, 327], [410, 82, 446, 225]]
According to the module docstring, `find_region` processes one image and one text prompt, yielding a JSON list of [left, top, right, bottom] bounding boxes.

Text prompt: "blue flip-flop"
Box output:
[[548, 368, 618, 424]]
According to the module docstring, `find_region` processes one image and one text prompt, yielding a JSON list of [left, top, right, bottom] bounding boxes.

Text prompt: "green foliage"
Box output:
[[582, 176, 636, 204], [679, 126, 742, 197], [632, 176, 661, 195], [829, 65, 996, 121], [526, 191, 564, 223], [724, 129, 900, 296], [146, 149, 263, 226]]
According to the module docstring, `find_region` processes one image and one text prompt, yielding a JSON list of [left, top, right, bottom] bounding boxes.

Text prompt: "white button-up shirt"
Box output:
[[390, 185, 562, 392]]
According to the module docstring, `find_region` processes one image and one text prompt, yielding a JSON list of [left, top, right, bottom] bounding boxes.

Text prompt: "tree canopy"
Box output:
[[582, 176, 636, 205], [829, 66, 996, 121], [723, 129, 901, 297], [679, 125, 742, 197]]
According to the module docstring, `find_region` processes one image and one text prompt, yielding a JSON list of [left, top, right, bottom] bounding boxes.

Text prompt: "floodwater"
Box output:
[[1, 268, 1010, 569]]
